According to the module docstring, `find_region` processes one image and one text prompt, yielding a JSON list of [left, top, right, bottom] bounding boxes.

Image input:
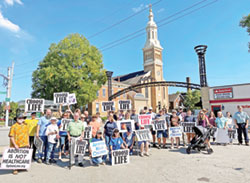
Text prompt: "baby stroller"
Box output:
[[186, 126, 214, 154]]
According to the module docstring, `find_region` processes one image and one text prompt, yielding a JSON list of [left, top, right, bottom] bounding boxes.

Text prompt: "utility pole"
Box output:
[[5, 62, 14, 127]]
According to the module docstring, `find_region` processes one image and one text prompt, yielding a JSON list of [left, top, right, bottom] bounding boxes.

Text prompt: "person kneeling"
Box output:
[[122, 127, 135, 155], [89, 130, 107, 166]]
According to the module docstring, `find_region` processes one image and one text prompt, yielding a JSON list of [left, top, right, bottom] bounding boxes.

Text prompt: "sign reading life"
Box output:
[[25, 99, 45, 112]]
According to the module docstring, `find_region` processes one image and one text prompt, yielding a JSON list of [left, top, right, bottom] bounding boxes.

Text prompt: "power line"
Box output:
[[99, 0, 210, 50], [87, 0, 163, 39], [100, 0, 218, 52]]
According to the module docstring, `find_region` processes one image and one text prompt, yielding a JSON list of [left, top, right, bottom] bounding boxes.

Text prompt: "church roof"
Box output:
[[113, 70, 149, 85]]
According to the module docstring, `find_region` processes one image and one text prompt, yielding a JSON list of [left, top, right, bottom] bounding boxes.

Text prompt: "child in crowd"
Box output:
[[45, 117, 60, 165], [89, 130, 107, 166]]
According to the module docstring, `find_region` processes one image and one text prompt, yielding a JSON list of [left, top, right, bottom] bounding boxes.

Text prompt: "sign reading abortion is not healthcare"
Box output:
[[0, 148, 33, 170], [25, 98, 45, 112], [90, 140, 108, 158], [111, 149, 130, 166], [54, 92, 69, 104]]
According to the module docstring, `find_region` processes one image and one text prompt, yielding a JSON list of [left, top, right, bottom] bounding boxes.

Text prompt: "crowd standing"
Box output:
[[7, 104, 249, 175]]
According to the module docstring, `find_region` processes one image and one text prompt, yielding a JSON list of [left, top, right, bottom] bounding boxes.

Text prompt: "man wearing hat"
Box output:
[[9, 114, 29, 175], [25, 112, 38, 161]]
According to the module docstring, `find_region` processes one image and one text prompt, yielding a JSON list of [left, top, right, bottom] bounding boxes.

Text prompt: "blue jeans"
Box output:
[[46, 142, 57, 161], [105, 135, 111, 147], [92, 156, 106, 165], [237, 123, 249, 144], [38, 136, 48, 160], [59, 135, 68, 153]]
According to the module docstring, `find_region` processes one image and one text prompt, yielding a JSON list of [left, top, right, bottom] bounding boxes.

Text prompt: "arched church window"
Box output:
[[152, 31, 154, 39]]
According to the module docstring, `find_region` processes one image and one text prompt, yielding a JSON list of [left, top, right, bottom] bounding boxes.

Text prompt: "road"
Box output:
[[0, 144, 250, 183]]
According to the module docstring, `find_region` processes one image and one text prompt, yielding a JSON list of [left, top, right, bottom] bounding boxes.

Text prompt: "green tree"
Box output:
[[32, 33, 107, 106], [183, 90, 201, 111], [240, 14, 250, 51], [0, 102, 19, 120]]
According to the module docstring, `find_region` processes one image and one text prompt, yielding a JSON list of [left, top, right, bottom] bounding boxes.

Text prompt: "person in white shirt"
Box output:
[[45, 117, 60, 165]]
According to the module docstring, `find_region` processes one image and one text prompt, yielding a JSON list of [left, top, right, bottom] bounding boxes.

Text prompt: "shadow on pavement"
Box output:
[[0, 170, 13, 175]]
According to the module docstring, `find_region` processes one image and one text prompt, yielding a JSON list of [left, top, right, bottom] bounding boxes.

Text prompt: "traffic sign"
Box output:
[[5, 98, 10, 102], [0, 91, 7, 95]]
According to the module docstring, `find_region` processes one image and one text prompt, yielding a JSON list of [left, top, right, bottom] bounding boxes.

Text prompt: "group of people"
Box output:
[[8, 104, 249, 175]]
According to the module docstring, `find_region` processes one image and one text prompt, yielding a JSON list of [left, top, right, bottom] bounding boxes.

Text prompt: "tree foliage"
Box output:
[[0, 102, 19, 120], [240, 14, 250, 52], [32, 33, 107, 106], [183, 90, 201, 111]]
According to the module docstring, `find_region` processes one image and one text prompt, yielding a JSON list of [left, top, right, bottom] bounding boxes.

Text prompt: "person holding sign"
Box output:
[[9, 114, 29, 175], [89, 130, 107, 166], [89, 115, 101, 138], [155, 110, 168, 149], [109, 129, 126, 164], [45, 117, 60, 165], [147, 107, 157, 148], [170, 110, 180, 149], [57, 112, 71, 160], [104, 115, 118, 146], [184, 110, 196, 144], [67, 112, 85, 167], [36, 109, 52, 163], [25, 112, 38, 161]]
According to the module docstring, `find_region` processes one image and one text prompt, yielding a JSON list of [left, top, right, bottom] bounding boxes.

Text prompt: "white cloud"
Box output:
[[0, 11, 20, 32], [157, 8, 165, 13], [132, 4, 149, 13], [4, 0, 23, 6]]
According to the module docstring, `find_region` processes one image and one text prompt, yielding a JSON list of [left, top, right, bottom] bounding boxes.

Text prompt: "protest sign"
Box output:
[[181, 122, 196, 133], [144, 124, 154, 130], [228, 129, 237, 140], [135, 129, 152, 141], [111, 149, 130, 166], [138, 114, 152, 126], [34, 136, 43, 152], [0, 148, 33, 170], [169, 127, 182, 138], [61, 119, 72, 131], [153, 120, 167, 131], [25, 98, 45, 112], [83, 126, 92, 139], [90, 140, 108, 158], [74, 139, 87, 156], [53, 92, 69, 105], [102, 101, 115, 112], [117, 120, 135, 133], [67, 93, 77, 105], [216, 129, 230, 143], [118, 100, 131, 110]]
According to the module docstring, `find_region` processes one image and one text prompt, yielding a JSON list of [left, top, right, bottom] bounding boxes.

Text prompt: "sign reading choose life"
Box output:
[[111, 149, 130, 166], [118, 100, 131, 110], [135, 129, 152, 141], [102, 101, 115, 112], [25, 99, 45, 112], [54, 92, 69, 105]]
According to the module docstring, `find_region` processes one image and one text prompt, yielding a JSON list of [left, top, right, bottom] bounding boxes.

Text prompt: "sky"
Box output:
[[0, 0, 249, 102]]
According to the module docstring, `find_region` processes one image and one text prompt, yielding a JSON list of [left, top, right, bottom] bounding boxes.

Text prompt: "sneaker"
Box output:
[[51, 159, 57, 164], [89, 159, 93, 165], [139, 153, 144, 157], [94, 163, 99, 167], [12, 170, 18, 175], [170, 146, 174, 149], [58, 156, 62, 160], [78, 162, 84, 167], [162, 144, 166, 149], [37, 159, 42, 163], [100, 162, 106, 165], [246, 143, 249, 146], [144, 152, 150, 157], [157, 145, 161, 149], [238, 143, 242, 145], [153, 144, 157, 148], [45, 161, 51, 165]]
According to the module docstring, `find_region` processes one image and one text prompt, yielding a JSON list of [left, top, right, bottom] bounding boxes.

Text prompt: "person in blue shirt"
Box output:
[[89, 130, 107, 166], [36, 109, 51, 163], [104, 115, 118, 146], [215, 111, 228, 129], [233, 106, 249, 146], [122, 126, 135, 155], [109, 128, 125, 163], [57, 112, 71, 160]]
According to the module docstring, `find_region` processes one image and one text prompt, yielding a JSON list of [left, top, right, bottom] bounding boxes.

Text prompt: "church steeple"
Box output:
[[143, 5, 162, 50]]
